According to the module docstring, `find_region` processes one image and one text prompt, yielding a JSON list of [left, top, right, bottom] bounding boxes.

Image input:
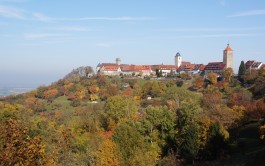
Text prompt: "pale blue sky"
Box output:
[[1, 0, 265, 87]]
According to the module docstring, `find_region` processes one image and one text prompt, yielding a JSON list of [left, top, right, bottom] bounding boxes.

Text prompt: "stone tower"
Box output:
[[175, 52, 182, 67], [116, 58, 121, 65], [223, 44, 233, 69]]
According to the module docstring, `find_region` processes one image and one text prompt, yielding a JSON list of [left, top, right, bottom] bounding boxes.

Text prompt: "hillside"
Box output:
[[0, 67, 265, 165]]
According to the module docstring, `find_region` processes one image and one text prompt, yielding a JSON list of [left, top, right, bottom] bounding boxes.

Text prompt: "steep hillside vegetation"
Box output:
[[0, 68, 265, 165]]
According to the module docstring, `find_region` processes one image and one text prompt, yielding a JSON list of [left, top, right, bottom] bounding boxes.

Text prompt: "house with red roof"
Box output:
[[96, 44, 236, 77], [151, 65, 179, 76], [245, 60, 263, 72], [97, 58, 152, 76]]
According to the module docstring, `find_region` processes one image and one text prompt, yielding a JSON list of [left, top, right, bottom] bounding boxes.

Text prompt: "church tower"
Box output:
[[223, 44, 233, 69], [175, 52, 182, 67], [116, 58, 121, 65]]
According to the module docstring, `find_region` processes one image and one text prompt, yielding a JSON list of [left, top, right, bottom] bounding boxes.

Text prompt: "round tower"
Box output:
[[175, 52, 182, 67], [116, 58, 121, 65], [223, 44, 233, 70]]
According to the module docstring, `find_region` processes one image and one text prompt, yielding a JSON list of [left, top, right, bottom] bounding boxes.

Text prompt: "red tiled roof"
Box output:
[[152, 65, 178, 70], [103, 66, 120, 71], [205, 62, 226, 70], [199, 65, 206, 70], [178, 61, 191, 70], [121, 65, 151, 72], [224, 44, 233, 51], [184, 64, 195, 70]]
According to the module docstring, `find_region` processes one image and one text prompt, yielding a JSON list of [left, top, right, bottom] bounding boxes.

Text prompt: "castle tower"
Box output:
[[175, 52, 182, 67], [223, 44, 233, 69], [116, 58, 121, 65]]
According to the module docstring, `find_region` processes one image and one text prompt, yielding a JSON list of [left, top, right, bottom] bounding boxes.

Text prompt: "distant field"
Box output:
[[0, 87, 34, 97]]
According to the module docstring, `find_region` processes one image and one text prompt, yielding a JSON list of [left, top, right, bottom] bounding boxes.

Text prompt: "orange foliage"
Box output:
[[44, 89, 58, 102], [89, 86, 99, 94], [194, 77, 204, 89], [121, 87, 133, 97]]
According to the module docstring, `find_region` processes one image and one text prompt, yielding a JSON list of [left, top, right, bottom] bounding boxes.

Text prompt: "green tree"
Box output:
[[176, 103, 202, 160], [206, 122, 229, 159], [104, 96, 138, 129], [139, 106, 175, 152], [238, 60, 246, 79], [150, 81, 162, 97], [113, 122, 158, 166], [156, 69, 161, 77]]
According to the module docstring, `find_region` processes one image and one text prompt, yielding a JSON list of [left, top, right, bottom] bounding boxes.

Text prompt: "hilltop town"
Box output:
[[96, 44, 264, 77]]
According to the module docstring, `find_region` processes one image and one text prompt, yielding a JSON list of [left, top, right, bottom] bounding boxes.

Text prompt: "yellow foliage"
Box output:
[[197, 116, 213, 148], [96, 139, 120, 166], [231, 105, 245, 120]]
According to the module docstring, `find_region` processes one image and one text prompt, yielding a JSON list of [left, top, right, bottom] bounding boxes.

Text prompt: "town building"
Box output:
[[245, 60, 263, 73], [151, 65, 178, 77], [96, 58, 152, 76], [204, 44, 233, 76], [175, 52, 182, 67], [96, 44, 236, 77]]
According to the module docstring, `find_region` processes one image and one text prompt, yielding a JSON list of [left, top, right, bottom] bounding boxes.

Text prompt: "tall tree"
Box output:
[[238, 61, 246, 78], [96, 139, 120, 166]]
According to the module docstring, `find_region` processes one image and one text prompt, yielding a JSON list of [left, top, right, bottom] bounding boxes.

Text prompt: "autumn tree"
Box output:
[[223, 67, 234, 83], [207, 72, 217, 85], [121, 86, 133, 97], [180, 72, 190, 80], [89, 86, 99, 94], [99, 83, 119, 100], [44, 89, 58, 103], [141, 81, 153, 98], [96, 139, 120, 166], [250, 72, 265, 99], [202, 89, 242, 128], [35, 86, 48, 99], [0, 119, 46, 165], [194, 77, 204, 89], [25, 97, 46, 112]]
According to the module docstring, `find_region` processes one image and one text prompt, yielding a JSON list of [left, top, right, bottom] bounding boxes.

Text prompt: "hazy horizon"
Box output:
[[1, 0, 265, 87]]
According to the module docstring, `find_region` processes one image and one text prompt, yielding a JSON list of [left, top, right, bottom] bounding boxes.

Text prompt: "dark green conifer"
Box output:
[[238, 61, 246, 78]]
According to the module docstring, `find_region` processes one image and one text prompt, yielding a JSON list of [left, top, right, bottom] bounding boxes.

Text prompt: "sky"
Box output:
[[0, 0, 265, 87]]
